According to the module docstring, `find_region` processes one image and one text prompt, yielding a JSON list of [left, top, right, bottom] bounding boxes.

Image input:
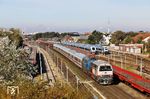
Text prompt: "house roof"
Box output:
[[132, 33, 150, 43], [142, 36, 150, 42]]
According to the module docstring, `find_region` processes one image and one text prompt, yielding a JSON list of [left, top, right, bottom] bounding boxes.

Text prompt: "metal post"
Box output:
[[61, 60, 62, 74], [140, 58, 143, 76], [107, 55, 109, 62], [136, 55, 138, 65], [121, 55, 123, 68], [114, 53, 115, 65], [76, 76, 79, 91], [66, 66, 68, 82], [57, 57, 58, 67], [125, 55, 126, 69], [39, 52, 43, 80]]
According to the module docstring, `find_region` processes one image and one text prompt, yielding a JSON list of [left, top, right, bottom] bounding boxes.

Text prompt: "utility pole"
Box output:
[[140, 58, 143, 76], [76, 76, 79, 92], [136, 55, 138, 65], [114, 53, 115, 65], [125, 54, 126, 69], [121, 55, 123, 68], [57, 57, 58, 67], [61, 60, 62, 74], [39, 52, 43, 80], [66, 66, 68, 82]]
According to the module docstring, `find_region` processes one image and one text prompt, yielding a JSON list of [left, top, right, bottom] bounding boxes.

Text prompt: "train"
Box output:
[[62, 42, 109, 54], [37, 40, 150, 95], [53, 44, 113, 84], [64, 42, 150, 94]]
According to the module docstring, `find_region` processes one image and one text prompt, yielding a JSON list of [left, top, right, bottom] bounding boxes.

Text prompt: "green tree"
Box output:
[[87, 30, 103, 44], [123, 36, 132, 44], [111, 30, 126, 45], [0, 28, 23, 48], [126, 31, 138, 37], [137, 37, 143, 44], [87, 35, 95, 44], [32, 32, 60, 40], [0, 37, 37, 84]]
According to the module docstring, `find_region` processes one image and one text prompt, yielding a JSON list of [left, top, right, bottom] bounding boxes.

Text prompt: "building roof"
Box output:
[[132, 33, 150, 43], [53, 44, 86, 60], [142, 36, 150, 43]]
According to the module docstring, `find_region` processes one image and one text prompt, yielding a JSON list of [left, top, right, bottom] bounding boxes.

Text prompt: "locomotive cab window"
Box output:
[[99, 66, 112, 71]]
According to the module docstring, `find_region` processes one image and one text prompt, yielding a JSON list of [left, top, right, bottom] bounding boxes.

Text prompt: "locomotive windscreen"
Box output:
[[99, 66, 112, 71]]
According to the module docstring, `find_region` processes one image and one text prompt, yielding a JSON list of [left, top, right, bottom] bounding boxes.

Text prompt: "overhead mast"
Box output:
[[107, 18, 110, 34]]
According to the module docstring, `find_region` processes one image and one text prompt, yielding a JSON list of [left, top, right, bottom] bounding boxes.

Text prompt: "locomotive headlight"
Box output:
[[91, 46, 96, 52]]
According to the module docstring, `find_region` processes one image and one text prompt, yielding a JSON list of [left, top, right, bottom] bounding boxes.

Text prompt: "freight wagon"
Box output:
[[113, 65, 150, 95]]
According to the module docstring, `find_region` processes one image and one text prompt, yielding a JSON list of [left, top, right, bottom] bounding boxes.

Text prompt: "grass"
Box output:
[[0, 80, 92, 99]]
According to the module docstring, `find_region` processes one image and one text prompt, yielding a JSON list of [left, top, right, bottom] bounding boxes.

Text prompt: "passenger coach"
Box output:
[[53, 44, 113, 84]]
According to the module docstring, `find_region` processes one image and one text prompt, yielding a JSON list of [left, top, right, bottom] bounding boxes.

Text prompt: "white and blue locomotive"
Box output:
[[62, 42, 109, 54], [53, 44, 113, 84]]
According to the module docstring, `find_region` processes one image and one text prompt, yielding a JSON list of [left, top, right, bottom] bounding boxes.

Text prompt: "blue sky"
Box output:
[[0, 0, 150, 33]]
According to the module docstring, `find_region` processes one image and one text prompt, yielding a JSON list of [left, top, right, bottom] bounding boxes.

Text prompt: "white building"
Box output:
[[101, 33, 112, 45], [119, 44, 143, 54]]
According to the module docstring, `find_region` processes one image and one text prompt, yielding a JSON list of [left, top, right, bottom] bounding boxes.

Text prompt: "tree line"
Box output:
[[111, 31, 138, 45], [110, 31, 150, 53], [32, 32, 80, 40], [31, 30, 149, 53]]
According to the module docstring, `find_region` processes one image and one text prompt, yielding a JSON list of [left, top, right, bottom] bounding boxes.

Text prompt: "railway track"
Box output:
[[109, 50, 150, 74], [97, 53, 150, 80], [95, 85, 133, 99]]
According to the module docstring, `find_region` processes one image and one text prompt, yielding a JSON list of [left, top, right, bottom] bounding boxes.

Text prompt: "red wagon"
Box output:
[[113, 65, 150, 94]]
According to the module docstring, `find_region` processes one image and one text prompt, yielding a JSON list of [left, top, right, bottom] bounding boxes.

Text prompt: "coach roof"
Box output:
[[54, 44, 86, 60]]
